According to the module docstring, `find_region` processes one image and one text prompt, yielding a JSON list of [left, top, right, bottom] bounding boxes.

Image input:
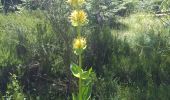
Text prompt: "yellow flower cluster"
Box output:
[[67, 0, 85, 8], [67, 0, 88, 55], [73, 37, 86, 50], [69, 10, 88, 26], [73, 37, 87, 54]]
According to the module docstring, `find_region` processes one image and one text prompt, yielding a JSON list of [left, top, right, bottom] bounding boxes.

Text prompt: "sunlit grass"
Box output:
[[112, 12, 169, 47]]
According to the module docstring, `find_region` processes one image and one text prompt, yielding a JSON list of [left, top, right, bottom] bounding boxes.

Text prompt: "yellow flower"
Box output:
[[73, 37, 87, 54], [69, 10, 88, 27], [67, 0, 85, 8]]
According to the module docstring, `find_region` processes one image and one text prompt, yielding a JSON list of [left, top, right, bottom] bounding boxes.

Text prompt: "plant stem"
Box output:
[[77, 25, 82, 100], [79, 54, 82, 100], [77, 26, 81, 37]]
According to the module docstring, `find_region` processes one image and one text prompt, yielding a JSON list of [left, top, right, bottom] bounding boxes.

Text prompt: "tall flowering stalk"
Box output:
[[67, 0, 95, 100]]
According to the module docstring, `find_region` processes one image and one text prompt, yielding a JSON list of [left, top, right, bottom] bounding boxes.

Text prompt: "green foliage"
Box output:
[[134, 0, 162, 12], [103, 12, 170, 99], [71, 63, 95, 100], [0, 10, 68, 99], [70, 63, 83, 79], [85, 11, 170, 99], [161, 0, 170, 11], [86, 0, 135, 17], [85, 26, 114, 76], [92, 77, 118, 99], [5, 74, 25, 100], [0, 10, 46, 68]]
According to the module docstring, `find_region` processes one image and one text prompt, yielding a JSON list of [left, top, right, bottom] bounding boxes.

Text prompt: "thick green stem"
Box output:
[[79, 54, 82, 100], [77, 25, 82, 100], [77, 26, 81, 37]]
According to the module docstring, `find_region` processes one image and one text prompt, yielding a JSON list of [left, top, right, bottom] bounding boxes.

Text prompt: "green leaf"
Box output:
[[81, 85, 92, 100], [81, 67, 93, 80], [16, 93, 25, 100], [72, 93, 78, 100], [81, 71, 89, 80], [70, 63, 82, 78], [88, 67, 92, 73], [82, 78, 92, 86]]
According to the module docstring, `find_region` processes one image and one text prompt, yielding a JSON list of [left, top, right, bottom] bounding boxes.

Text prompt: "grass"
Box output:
[[112, 12, 167, 46]]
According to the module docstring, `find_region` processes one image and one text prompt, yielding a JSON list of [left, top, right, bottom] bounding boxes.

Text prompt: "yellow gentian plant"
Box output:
[[67, 0, 95, 100]]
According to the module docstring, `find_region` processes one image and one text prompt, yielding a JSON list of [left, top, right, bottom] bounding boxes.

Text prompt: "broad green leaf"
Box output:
[[82, 85, 92, 100], [70, 63, 83, 78], [82, 78, 92, 86], [81, 67, 93, 80], [81, 71, 90, 80]]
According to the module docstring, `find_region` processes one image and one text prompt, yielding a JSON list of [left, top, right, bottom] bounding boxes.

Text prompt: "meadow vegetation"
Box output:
[[0, 0, 170, 100]]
